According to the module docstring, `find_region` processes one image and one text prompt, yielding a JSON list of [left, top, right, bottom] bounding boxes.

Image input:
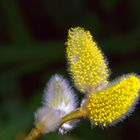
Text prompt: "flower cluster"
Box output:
[[34, 27, 140, 136], [66, 27, 140, 127]]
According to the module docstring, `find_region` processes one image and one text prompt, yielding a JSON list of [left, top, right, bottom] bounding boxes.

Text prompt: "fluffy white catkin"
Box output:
[[43, 74, 77, 114], [35, 74, 78, 134]]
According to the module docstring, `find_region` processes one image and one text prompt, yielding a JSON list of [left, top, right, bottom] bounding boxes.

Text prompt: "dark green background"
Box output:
[[0, 0, 140, 140]]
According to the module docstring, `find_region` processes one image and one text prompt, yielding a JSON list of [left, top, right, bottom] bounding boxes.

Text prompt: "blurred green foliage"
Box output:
[[0, 0, 140, 140]]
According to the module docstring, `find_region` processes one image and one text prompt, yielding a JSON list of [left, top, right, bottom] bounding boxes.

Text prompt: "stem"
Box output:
[[60, 108, 87, 126], [24, 124, 42, 140]]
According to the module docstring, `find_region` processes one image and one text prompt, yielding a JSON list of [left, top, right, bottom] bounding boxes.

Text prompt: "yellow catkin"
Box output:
[[66, 27, 109, 93], [85, 74, 140, 127]]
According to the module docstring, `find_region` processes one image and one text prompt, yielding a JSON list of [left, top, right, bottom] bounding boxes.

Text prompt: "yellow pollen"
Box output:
[[66, 27, 109, 93], [85, 74, 140, 127]]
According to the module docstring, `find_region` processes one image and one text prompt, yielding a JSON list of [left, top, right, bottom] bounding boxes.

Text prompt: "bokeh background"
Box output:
[[0, 0, 140, 140]]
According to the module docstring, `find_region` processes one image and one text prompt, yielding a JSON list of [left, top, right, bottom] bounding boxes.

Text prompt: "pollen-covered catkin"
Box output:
[[85, 74, 140, 127], [66, 27, 109, 93]]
